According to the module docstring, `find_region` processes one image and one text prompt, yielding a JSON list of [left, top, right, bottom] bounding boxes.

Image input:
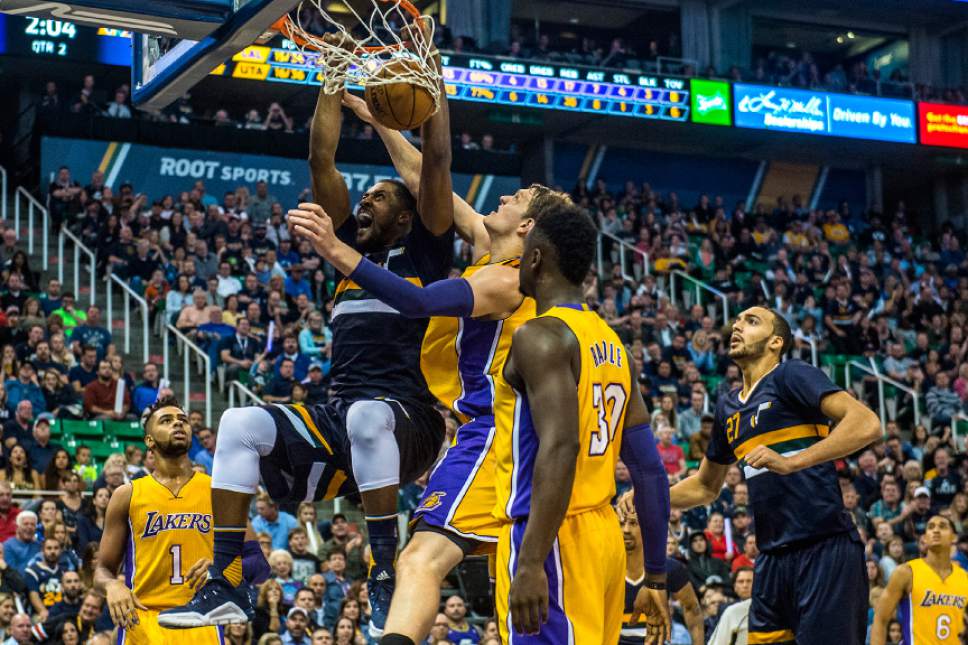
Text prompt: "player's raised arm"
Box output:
[[93, 484, 146, 629], [506, 319, 580, 636], [410, 22, 453, 237], [289, 203, 521, 318], [342, 92, 488, 251], [308, 42, 352, 230], [870, 563, 912, 645]]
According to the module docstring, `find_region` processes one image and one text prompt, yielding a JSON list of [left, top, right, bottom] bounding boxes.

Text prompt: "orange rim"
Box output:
[[271, 0, 423, 54]]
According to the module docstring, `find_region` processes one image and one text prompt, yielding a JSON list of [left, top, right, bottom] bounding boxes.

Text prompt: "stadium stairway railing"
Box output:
[[106, 269, 150, 364], [163, 323, 213, 428], [596, 231, 650, 281], [15, 187, 49, 269], [227, 380, 265, 408], [669, 269, 729, 328], [845, 358, 921, 431]]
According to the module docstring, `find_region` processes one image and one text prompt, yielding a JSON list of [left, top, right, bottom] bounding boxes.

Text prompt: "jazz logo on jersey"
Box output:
[[141, 512, 213, 538], [920, 590, 967, 609], [751, 401, 773, 428], [590, 341, 623, 368], [420, 492, 446, 511]]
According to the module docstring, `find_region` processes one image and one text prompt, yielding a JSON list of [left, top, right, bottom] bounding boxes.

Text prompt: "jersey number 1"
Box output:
[[591, 383, 627, 456], [169, 545, 183, 585]]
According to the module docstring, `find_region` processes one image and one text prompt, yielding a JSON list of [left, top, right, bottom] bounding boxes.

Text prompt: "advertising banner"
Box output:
[[734, 84, 916, 143], [919, 102, 968, 149], [41, 137, 519, 212], [690, 79, 732, 126]]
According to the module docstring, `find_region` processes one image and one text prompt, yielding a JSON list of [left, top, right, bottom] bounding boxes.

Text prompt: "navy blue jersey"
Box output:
[[25, 561, 67, 607], [706, 359, 855, 551], [332, 215, 453, 403], [621, 559, 690, 645]]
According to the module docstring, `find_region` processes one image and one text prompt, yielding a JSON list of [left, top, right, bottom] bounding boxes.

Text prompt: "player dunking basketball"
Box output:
[[670, 307, 881, 645], [160, 26, 454, 634], [94, 395, 269, 644], [491, 202, 672, 643]]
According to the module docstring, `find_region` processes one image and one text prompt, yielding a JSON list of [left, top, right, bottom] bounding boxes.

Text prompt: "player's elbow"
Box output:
[[857, 407, 883, 444]]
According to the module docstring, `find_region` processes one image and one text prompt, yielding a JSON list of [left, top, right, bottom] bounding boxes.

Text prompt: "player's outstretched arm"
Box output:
[[308, 76, 351, 230], [342, 92, 488, 251], [507, 319, 581, 636], [669, 458, 730, 510], [746, 391, 882, 475], [414, 35, 454, 237], [93, 484, 146, 629], [289, 203, 522, 318], [870, 563, 912, 645]]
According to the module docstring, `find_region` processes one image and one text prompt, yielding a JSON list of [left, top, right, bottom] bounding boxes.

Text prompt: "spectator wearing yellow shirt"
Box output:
[[823, 211, 850, 246]]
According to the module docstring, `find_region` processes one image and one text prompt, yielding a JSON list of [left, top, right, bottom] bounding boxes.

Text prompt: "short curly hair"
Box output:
[[529, 200, 597, 286], [140, 393, 183, 435]]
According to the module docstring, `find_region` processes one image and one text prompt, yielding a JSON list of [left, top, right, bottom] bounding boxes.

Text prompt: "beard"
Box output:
[[152, 440, 189, 458], [728, 335, 770, 360]]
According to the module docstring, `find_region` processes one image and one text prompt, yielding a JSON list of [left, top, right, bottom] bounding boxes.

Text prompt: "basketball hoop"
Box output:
[[264, 0, 441, 106]]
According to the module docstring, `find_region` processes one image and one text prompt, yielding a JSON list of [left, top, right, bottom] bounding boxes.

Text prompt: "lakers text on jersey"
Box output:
[[899, 559, 968, 645], [120, 473, 222, 645]]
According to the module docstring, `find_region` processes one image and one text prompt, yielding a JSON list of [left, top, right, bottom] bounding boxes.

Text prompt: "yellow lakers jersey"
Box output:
[[421, 256, 536, 424], [125, 473, 214, 610], [493, 303, 630, 521], [900, 558, 968, 645]]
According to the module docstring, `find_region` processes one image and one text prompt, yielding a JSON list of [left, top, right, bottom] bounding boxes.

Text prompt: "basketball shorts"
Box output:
[[412, 417, 500, 554], [118, 609, 224, 644], [750, 530, 867, 645], [496, 505, 625, 644], [259, 397, 445, 502]]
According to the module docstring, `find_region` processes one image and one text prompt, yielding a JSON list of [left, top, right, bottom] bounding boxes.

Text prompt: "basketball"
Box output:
[[364, 58, 437, 131]]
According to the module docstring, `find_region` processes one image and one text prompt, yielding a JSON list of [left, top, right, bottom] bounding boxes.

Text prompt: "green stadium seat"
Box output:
[[87, 442, 118, 460], [49, 419, 63, 438], [104, 420, 143, 441], [60, 420, 105, 441]]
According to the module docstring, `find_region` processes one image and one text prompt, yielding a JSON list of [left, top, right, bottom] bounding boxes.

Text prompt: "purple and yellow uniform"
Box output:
[[493, 303, 629, 643], [414, 256, 535, 550], [120, 473, 224, 644]]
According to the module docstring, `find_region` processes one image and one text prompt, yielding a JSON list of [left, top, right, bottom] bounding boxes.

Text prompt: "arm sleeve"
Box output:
[[705, 399, 737, 465], [348, 258, 474, 318], [777, 360, 842, 411], [619, 422, 669, 575]]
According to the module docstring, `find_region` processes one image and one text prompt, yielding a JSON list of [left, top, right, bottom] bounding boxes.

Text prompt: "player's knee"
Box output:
[[216, 406, 275, 456], [346, 400, 395, 450], [398, 535, 456, 580]]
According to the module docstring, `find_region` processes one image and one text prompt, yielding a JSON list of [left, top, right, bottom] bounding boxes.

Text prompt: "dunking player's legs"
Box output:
[[380, 533, 464, 644], [208, 407, 278, 585], [158, 406, 278, 627], [345, 400, 405, 635]]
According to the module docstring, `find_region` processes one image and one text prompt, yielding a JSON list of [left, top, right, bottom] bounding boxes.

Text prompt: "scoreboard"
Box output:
[[218, 46, 690, 122]]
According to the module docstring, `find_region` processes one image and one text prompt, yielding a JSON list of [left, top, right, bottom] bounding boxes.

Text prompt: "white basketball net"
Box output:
[[284, 0, 441, 108]]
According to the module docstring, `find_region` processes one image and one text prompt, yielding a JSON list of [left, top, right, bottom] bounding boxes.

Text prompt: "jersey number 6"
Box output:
[[591, 383, 627, 457]]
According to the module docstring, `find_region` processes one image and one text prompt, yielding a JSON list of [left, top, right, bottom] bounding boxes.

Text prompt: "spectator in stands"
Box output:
[[321, 514, 366, 582], [27, 414, 62, 472], [288, 529, 321, 585], [30, 341, 66, 386], [264, 103, 293, 132], [677, 390, 706, 439], [105, 90, 131, 119], [685, 531, 729, 594], [14, 326, 44, 363], [67, 345, 98, 396], [263, 358, 297, 403], [82, 359, 131, 420], [74, 487, 108, 553], [284, 266, 312, 301], [5, 362, 46, 415], [192, 427, 216, 474], [442, 595, 480, 643], [868, 480, 904, 529], [689, 414, 713, 461], [249, 181, 279, 227], [2, 445, 40, 492], [69, 305, 113, 361], [131, 363, 161, 415], [51, 293, 85, 340], [656, 425, 685, 477], [303, 364, 328, 405], [47, 168, 82, 234], [253, 494, 299, 550], [33, 589, 107, 643], [3, 613, 31, 645], [47, 570, 83, 620], [280, 606, 309, 644], [2, 512, 39, 571], [220, 317, 263, 383], [3, 401, 32, 450], [273, 336, 311, 382], [216, 261, 242, 300], [0, 485, 18, 545], [25, 537, 67, 621], [196, 306, 235, 372], [176, 289, 215, 337], [926, 372, 961, 428], [927, 447, 961, 509]]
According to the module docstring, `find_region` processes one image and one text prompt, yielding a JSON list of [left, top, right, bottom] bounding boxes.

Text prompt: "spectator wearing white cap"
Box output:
[[281, 606, 310, 645]]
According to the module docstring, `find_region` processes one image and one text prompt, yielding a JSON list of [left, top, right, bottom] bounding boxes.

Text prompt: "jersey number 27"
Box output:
[[591, 383, 627, 456]]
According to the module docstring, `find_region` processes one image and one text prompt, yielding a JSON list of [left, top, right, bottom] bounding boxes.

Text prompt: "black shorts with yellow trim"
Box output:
[[259, 397, 444, 503], [749, 530, 867, 645]]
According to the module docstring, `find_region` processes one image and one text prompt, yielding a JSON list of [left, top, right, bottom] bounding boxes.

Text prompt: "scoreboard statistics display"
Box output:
[[218, 46, 691, 122]]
